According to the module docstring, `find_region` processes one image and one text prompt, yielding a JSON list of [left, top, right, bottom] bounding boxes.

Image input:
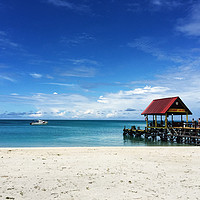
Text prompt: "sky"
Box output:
[[1, 0, 200, 120]]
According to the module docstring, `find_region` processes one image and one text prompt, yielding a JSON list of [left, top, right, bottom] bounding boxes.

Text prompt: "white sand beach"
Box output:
[[0, 147, 200, 200]]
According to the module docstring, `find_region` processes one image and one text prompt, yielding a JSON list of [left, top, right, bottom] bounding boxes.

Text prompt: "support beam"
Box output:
[[146, 115, 148, 127], [186, 112, 188, 122], [155, 115, 157, 128], [153, 115, 154, 126], [186, 112, 188, 127], [165, 113, 168, 128], [181, 115, 183, 127]]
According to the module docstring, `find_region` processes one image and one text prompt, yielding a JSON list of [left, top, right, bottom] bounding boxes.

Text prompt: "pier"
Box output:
[[123, 97, 200, 145]]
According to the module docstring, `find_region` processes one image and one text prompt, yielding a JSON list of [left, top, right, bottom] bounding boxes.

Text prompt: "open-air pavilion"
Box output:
[[141, 96, 193, 129], [123, 96, 200, 145]]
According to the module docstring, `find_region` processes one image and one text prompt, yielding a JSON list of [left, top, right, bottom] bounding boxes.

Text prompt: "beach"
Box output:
[[0, 147, 200, 200]]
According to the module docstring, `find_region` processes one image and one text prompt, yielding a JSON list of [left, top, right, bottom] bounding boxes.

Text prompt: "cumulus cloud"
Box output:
[[117, 86, 169, 95], [106, 112, 117, 118], [29, 111, 43, 118], [1, 58, 200, 119], [1, 70, 200, 119]]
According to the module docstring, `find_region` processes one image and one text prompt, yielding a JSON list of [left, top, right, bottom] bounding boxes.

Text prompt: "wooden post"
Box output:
[[186, 112, 188, 127], [146, 115, 148, 127], [165, 113, 167, 128], [181, 115, 183, 127], [172, 114, 173, 127], [155, 115, 157, 128], [153, 115, 154, 127]]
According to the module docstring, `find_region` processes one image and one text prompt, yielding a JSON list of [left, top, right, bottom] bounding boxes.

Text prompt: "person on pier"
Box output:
[[192, 118, 195, 128], [198, 118, 200, 128]]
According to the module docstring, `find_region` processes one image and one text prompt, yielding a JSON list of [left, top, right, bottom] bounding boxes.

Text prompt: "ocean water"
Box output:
[[0, 120, 184, 147]]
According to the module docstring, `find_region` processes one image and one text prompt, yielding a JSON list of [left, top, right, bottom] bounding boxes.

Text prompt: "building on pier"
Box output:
[[141, 96, 192, 129], [123, 96, 200, 145]]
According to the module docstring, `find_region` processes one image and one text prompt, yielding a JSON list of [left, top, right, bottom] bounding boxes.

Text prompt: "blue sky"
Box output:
[[1, 0, 200, 119]]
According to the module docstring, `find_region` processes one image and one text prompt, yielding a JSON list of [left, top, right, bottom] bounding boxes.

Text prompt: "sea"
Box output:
[[0, 120, 185, 147]]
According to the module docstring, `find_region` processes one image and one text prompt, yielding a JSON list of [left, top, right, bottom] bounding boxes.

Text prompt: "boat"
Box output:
[[30, 120, 48, 125]]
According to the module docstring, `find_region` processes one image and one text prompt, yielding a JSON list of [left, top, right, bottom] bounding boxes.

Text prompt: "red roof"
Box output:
[[141, 97, 179, 115]]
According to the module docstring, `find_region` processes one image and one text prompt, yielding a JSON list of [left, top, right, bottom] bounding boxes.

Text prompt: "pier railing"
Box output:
[[123, 123, 200, 145], [147, 121, 198, 129]]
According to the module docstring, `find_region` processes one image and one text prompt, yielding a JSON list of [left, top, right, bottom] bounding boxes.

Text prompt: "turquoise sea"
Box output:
[[0, 120, 184, 147]]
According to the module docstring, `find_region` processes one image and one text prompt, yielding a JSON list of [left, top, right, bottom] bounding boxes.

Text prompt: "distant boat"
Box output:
[[30, 120, 48, 125]]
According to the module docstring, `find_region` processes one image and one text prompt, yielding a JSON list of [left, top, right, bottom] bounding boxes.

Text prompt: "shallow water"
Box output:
[[0, 120, 187, 147]]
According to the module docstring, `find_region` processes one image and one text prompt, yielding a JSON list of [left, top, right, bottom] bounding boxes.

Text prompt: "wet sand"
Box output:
[[0, 147, 200, 200]]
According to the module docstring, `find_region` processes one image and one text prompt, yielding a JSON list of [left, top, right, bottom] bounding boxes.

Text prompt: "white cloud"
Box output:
[[128, 36, 200, 66], [176, 2, 200, 36], [127, 0, 183, 12], [2, 56, 200, 119], [47, 0, 90, 12], [97, 96, 109, 104], [174, 77, 184, 80], [118, 85, 169, 95], [69, 58, 99, 66], [151, 0, 183, 8], [29, 111, 43, 118], [61, 66, 96, 77], [0, 74, 15, 82], [1, 68, 200, 119], [128, 37, 168, 60], [47, 0, 74, 8], [60, 33, 95, 46], [0, 31, 19, 49], [30, 73, 42, 78], [46, 74, 54, 79], [56, 111, 66, 116], [84, 109, 94, 115], [106, 112, 117, 118], [46, 82, 75, 87], [10, 93, 19, 96], [152, 0, 162, 6]]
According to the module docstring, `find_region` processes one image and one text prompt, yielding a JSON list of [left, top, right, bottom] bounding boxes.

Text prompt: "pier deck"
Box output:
[[123, 126, 200, 145]]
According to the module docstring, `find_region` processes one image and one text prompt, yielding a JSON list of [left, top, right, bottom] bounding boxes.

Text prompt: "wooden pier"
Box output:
[[123, 126, 200, 145], [123, 96, 200, 146]]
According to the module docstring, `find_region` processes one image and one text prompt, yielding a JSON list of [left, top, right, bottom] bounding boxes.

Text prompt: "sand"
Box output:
[[0, 147, 200, 200]]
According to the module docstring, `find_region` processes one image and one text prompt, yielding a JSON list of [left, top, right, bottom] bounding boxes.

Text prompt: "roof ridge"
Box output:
[[153, 96, 179, 101]]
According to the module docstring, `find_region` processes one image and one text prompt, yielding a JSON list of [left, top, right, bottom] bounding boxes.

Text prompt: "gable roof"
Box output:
[[141, 97, 192, 115]]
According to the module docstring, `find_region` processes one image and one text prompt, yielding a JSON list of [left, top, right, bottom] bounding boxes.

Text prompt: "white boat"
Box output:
[[30, 120, 48, 125]]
